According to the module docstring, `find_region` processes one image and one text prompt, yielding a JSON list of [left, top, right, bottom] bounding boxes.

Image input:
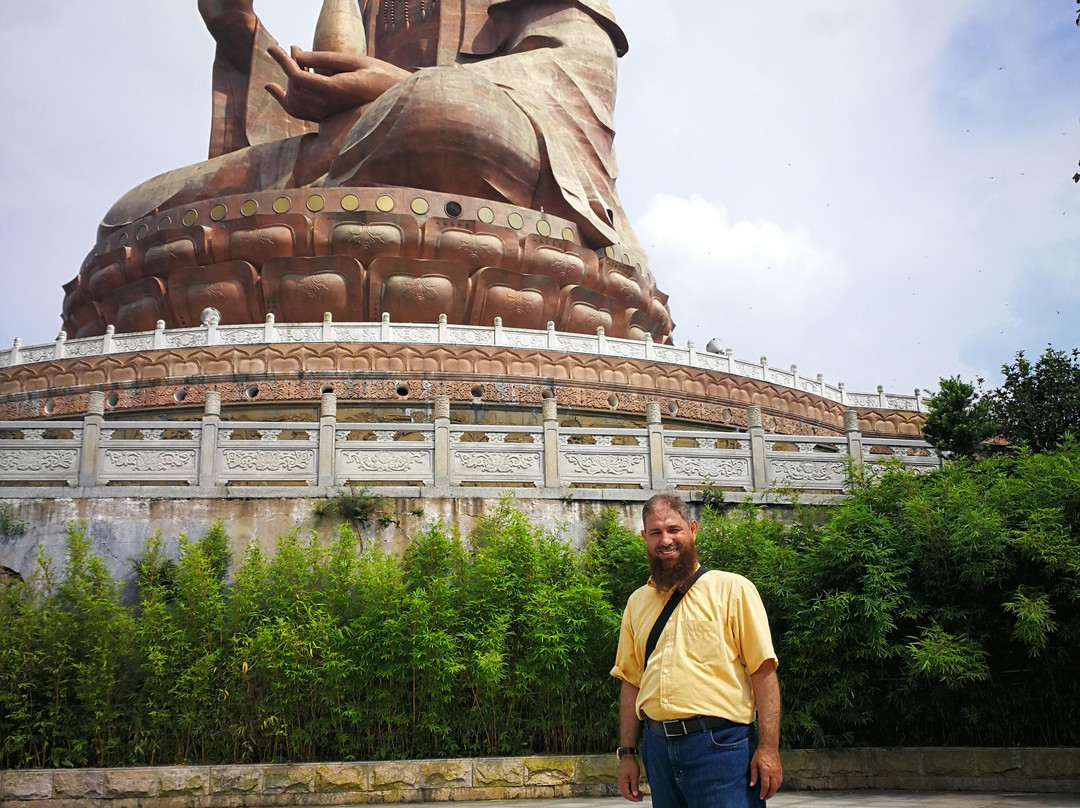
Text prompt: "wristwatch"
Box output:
[[616, 746, 637, 760]]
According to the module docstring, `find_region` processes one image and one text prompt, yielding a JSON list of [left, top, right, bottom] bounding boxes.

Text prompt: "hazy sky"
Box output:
[[1, 1, 1077, 395]]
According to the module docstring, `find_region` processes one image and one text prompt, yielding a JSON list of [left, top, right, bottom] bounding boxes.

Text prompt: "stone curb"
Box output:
[[2, 750, 1078, 807]]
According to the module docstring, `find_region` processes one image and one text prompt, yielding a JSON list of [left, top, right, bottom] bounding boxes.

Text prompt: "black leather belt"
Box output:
[[644, 715, 746, 738]]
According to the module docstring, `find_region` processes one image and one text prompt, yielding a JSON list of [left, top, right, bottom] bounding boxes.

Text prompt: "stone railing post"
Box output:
[[78, 391, 106, 488], [747, 405, 768, 490], [433, 395, 451, 487], [646, 401, 668, 490], [198, 391, 221, 487], [319, 392, 337, 487], [542, 397, 561, 489], [844, 410, 864, 467]]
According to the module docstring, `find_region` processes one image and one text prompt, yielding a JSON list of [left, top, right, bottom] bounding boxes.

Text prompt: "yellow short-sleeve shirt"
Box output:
[[610, 569, 777, 724]]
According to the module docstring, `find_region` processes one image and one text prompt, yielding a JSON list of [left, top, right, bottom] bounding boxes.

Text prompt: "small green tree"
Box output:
[[922, 376, 997, 458], [987, 346, 1080, 453]]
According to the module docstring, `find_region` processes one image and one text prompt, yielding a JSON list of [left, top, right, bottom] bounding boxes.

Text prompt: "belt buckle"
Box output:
[[662, 720, 687, 738]]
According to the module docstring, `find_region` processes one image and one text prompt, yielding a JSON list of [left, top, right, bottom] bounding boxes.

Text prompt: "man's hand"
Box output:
[[616, 680, 644, 803], [617, 754, 642, 802], [749, 659, 783, 801], [749, 743, 782, 802], [266, 46, 411, 122]]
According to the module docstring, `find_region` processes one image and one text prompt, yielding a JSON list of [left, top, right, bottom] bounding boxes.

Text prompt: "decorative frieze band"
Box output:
[[0, 318, 925, 414]]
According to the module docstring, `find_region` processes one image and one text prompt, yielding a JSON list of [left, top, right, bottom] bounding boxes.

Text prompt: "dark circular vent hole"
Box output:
[[445, 201, 463, 218]]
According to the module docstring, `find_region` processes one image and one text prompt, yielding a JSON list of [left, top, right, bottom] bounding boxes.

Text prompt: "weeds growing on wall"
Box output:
[[2, 445, 1079, 768]]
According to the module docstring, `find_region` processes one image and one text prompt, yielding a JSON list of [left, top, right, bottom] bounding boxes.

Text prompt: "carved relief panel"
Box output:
[[262, 256, 365, 323], [167, 262, 262, 327], [367, 257, 470, 323], [316, 210, 421, 264], [101, 277, 171, 333], [467, 267, 559, 330]]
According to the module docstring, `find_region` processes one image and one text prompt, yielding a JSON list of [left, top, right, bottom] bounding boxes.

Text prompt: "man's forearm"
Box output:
[[750, 661, 781, 749], [618, 680, 642, 747]]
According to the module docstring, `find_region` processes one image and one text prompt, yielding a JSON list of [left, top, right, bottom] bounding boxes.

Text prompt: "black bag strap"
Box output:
[[643, 566, 709, 671]]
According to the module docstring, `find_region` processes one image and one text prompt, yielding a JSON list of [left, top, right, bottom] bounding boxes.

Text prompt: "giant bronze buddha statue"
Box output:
[[61, 0, 673, 343]]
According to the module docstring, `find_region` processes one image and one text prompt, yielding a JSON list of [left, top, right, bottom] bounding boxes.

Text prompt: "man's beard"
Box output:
[[648, 542, 700, 591]]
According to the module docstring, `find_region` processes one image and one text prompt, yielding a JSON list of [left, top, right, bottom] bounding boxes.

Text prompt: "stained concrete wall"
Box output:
[[0, 491, 660, 583]]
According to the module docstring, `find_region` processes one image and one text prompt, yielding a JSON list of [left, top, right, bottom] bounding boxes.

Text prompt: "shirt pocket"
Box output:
[[681, 618, 732, 667]]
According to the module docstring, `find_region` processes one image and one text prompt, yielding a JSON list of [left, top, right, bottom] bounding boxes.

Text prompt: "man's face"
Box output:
[[641, 504, 699, 590]]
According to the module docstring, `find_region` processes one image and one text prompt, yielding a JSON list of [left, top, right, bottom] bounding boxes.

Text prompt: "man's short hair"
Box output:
[[642, 493, 694, 528]]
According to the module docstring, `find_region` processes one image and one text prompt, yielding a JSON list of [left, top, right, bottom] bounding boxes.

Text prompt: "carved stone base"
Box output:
[[63, 187, 673, 343]]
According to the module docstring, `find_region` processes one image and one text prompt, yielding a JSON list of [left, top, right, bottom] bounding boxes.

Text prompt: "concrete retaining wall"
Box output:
[[2, 750, 1078, 807]]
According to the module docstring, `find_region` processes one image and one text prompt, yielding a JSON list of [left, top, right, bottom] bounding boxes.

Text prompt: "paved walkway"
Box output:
[[406, 795, 1080, 808]]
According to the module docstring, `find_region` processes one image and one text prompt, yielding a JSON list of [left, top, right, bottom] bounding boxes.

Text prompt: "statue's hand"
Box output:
[[266, 46, 411, 122], [200, 0, 257, 71], [199, 0, 255, 32]]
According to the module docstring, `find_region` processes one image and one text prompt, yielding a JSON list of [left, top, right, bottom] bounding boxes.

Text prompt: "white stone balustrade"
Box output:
[[559, 428, 651, 488], [449, 425, 545, 487], [0, 394, 940, 494], [0, 318, 925, 413]]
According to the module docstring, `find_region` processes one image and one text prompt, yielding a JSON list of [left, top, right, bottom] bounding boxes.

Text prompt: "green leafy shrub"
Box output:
[[2, 451, 1080, 768]]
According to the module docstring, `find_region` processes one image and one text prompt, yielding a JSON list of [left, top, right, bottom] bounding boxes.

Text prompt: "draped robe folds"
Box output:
[[104, 0, 644, 262]]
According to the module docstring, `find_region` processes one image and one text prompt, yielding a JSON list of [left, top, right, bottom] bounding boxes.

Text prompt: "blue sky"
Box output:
[[0, 0, 1077, 396]]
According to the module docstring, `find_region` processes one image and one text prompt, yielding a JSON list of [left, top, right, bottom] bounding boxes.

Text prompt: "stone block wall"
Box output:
[[2, 750, 1079, 807], [0, 756, 621, 808]]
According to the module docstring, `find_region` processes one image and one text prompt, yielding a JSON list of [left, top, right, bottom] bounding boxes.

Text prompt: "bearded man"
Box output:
[[610, 494, 783, 807]]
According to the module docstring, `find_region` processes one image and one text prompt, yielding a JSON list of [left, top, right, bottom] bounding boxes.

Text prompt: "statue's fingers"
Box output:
[[268, 45, 305, 80], [293, 49, 363, 74], [264, 83, 296, 115]]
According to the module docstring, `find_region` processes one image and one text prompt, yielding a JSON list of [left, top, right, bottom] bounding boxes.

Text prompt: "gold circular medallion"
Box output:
[[411, 197, 430, 215], [273, 196, 292, 214], [341, 194, 360, 212], [536, 220, 551, 237], [306, 194, 325, 212], [605, 246, 616, 259], [508, 212, 524, 230], [210, 204, 227, 221], [376, 195, 395, 212], [478, 206, 495, 224], [241, 199, 258, 216], [562, 227, 575, 242], [182, 210, 198, 227]]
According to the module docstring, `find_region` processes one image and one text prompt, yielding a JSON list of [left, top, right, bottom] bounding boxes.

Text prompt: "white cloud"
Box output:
[[635, 193, 842, 304]]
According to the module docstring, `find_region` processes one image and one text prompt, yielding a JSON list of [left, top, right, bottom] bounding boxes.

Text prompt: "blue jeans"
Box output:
[[642, 719, 765, 808]]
